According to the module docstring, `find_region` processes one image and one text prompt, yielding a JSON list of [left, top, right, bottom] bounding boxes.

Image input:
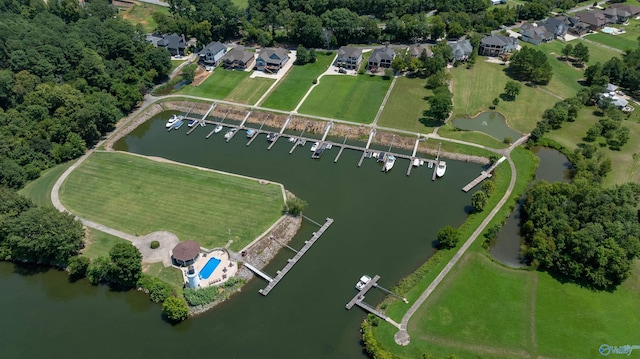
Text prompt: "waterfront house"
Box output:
[[220, 45, 256, 70], [146, 33, 186, 56], [199, 41, 227, 66], [409, 43, 433, 58], [256, 47, 289, 73], [575, 10, 607, 30], [603, 4, 640, 24], [335, 46, 363, 70], [447, 39, 473, 63], [479, 35, 518, 56], [367, 46, 396, 70]]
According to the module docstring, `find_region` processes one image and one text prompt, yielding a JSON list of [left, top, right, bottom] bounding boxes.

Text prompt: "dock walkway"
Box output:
[[345, 275, 401, 329], [462, 156, 506, 192], [259, 218, 334, 295]]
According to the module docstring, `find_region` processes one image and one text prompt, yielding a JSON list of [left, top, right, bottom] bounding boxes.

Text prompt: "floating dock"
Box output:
[[345, 275, 401, 328], [258, 218, 334, 296], [243, 263, 273, 282], [462, 156, 506, 192]]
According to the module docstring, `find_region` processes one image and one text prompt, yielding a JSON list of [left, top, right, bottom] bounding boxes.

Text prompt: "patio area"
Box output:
[[181, 248, 238, 288]]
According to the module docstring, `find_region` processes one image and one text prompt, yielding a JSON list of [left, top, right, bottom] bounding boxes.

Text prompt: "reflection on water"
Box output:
[[490, 147, 571, 267], [452, 111, 521, 141]]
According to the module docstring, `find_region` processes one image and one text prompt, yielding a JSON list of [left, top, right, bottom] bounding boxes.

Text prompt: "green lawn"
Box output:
[[60, 152, 284, 250], [144, 262, 185, 292], [261, 52, 335, 110], [81, 229, 127, 260], [120, 2, 169, 33], [180, 69, 273, 105], [377, 76, 433, 133], [437, 124, 509, 149], [545, 107, 640, 186], [583, 15, 640, 52], [451, 60, 558, 133], [298, 75, 392, 123], [232, 0, 248, 8], [18, 161, 73, 207], [170, 60, 184, 73]]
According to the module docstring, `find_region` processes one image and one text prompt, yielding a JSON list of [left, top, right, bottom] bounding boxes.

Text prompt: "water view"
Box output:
[[452, 111, 522, 142], [1, 113, 486, 358], [490, 147, 570, 267]]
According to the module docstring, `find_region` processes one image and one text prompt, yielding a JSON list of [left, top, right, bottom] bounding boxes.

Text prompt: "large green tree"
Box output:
[[108, 242, 143, 288], [509, 47, 552, 85], [437, 225, 460, 249]]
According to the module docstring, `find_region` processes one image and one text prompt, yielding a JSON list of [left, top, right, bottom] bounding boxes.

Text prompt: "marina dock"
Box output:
[[462, 156, 506, 192], [258, 218, 334, 296], [358, 129, 376, 167], [243, 263, 273, 282], [407, 137, 421, 176], [345, 275, 401, 328], [239, 110, 252, 128]]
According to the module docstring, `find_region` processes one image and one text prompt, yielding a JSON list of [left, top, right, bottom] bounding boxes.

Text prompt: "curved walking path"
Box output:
[[394, 134, 529, 345], [292, 53, 339, 113]]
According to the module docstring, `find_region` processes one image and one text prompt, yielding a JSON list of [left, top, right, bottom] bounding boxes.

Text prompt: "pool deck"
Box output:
[[181, 248, 238, 287]]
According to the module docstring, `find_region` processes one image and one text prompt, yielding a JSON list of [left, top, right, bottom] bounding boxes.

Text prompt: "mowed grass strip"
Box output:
[[377, 76, 433, 133], [451, 60, 558, 133], [19, 161, 73, 207], [120, 3, 169, 33], [298, 75, 392, 123], [261, 53, 335, 110], [411, 253, 534, 352], [225, 77, 274, 105], [536, 260, 640, 358], [180, 69, 249, 99], [546, 107, 640, 186], [60, 152, 283, 251]]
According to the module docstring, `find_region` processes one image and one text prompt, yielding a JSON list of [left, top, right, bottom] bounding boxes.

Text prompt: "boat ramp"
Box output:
[[244, 218, 334, 296]]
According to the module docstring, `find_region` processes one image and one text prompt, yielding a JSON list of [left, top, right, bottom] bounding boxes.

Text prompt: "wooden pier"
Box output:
[[186, 122, 200, 135], [432, 142, 442, 181], [201, 103, 216, 121], [243, 263, 273, 282], [246, 132, 259, 146], [357, 129, 376, 167], [239, 110, 252, 128], [345, 275, 401, 328], [462, 156, 506, 192], [407, 137, 421, 176], [259, 218, 334, 296], [267, 135, 279, 150]]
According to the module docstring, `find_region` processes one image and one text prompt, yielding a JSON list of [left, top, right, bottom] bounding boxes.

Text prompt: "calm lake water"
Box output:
[[1, 112, 486, 359], [489, 147, 571, 267], [452, 111, 522, 142]]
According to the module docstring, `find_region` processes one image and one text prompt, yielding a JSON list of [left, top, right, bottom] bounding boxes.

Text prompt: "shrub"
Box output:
[[138, 274, 173, 303], [67, 256, 90, 278], [437, 225, 460, 249], [503, 137, 512, 144], [312, 78, 318, 84], [150, 240, 160, 249], [162, 296, 189, 322], [86, 256, 110, 284], [285, 197, 308, 216]]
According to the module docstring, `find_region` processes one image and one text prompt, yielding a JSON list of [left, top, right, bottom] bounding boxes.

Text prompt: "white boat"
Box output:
[[384, 155, 396, 172], [288, 137, 297, 143], [213, 125, 223, 133], [413, 158, 420, 167], [436, 161, 447, 177], [372, 152, 380, 159], [165, 115, 179, 128], [188, 119, 198, 127], [224, 129, 236, 140], [326, 144, 332, 150], [310, 142, 319, 152], [355, 275, 371, 290], [246, 128, 256, 138]]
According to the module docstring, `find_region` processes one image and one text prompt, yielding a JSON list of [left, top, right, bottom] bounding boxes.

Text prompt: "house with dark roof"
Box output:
[[335, 46, 363, 70], [146, 33, 186, 56], [221, 45, 255, 70], [367, 47, 396, 70], [544, 17, 570, 38], [447, 40, 473, 63], [609, 3, 640, 17], [409, 44, 433, 58], [519, 23, 554, 45], [479, 35, 518, 56], [575, 10, 607, 29], [199, 41, 227, 66], [604, 6, 634, 24], [256, 47, 289, 73], [171, 241, 201, 267]]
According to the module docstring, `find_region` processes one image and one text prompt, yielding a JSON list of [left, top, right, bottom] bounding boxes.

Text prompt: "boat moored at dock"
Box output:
[[355, 275, 371, 290], [267, 133, 277, 142], [213, 125, 223, 133], [246, 129, 256, 138], [436, 161, 447, 177], [224, 128, 236, 140], [165, 115, 183, 128], [383, 155, 396, 172], [172, 119, 184, 129], [188, 119, 198, 128]]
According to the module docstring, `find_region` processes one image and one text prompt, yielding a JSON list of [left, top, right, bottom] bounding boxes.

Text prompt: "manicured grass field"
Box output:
[[19, 161, 73, 207], [180, 69, 273, 105], [120, 3, 169, 33], [81, 230, 127, 260], [261, 52, 335, 110], [60, 152, 284, 250], [297, 75, 392, 123], [144, 262, 185, 292], [225, 77, 274, 105], [587, 32, 637, 52], [377, 77, 433, 133], [545, 107, 640, 186], [451, 60, 558, 133]]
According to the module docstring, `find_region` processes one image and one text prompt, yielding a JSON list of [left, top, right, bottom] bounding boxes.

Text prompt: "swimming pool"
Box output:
[[199, 257, 221, 280], [602, 27, 618, 34]]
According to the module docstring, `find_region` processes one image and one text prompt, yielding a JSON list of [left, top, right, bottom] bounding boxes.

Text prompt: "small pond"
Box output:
[[489, 147, 571, 268], [452, 111, 522, 142]]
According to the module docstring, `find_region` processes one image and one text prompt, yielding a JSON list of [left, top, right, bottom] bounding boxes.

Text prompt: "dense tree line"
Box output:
[[508, 47, 553, 85], [521, 178, 640, 289], [0, 188, 84, 266], [585, 41, 640, 98], [0, 0, 171, 189]]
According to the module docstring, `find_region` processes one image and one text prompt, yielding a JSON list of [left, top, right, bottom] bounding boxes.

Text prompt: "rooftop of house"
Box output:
[[338, 46, 363, 59], [409, 43, 433, 57], [481, 34, 518, 47], [201, 41, 226, 55], [258, 47, 288, 61], [222, 45, 255, 63], [369, 47, 395, 62]]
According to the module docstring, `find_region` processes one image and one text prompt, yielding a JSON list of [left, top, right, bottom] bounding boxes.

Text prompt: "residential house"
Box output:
[[603, 5, 639, 24], [575, 10, 607, 30], [367, 46, 396, 70], [220, 46, 255, 70], [256, 47, 289, 73], [479, 35, 518, 56], [447, 40, 473, 63], [544, 17, 570, 38], [570, 22, 591, 36], [146, 33, 186, 56], [519, 23, 554, 44], [335, 46, 363, 70], [408, 44, 433, 58], [199, 41, 227, 66], [609, 3, 640, 17], [600, 92, 629, 109]]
